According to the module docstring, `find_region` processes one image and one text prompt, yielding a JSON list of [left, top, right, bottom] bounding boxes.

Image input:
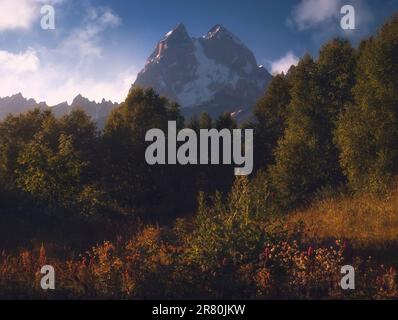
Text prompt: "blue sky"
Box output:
[[0, 0, 396, 104]]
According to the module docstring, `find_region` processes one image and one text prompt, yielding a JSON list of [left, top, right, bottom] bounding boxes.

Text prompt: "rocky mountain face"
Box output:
[[51, 94, 118, 121], [0, 93, 47, 119], [0, 93, 118, 127], [133, 23, 272, 120]]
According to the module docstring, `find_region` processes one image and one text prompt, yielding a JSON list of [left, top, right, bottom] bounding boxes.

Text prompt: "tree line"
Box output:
[[0, 88, 239, 223], [0, 14, 397, 227], [253, 14, 398, 208]]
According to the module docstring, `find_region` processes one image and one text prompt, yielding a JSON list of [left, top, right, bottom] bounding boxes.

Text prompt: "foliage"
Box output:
[[1, 188, 397, 299], [253, 73, 291, 169], [1, 13, 398, 300], [268, 38, 357, 208], [335, 14, 398, 192]]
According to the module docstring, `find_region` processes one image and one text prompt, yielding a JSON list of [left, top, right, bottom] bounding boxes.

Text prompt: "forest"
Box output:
[[0, 14, 397, 299]]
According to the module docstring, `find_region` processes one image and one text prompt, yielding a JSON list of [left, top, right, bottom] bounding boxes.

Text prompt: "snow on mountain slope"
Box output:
[[133, 24, 272, 120], [177, 39, 239, 107]]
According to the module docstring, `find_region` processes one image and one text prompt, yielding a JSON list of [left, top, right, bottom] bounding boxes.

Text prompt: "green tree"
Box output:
[[15, 109, 101, 215], [0, 109, 52, 192], [269, 38, 357, 208], [199, 112, 213, 129], [186, 115, 200, 132], [215, 112, 237, 130], [269, 54, 328, 207], [102, 87, 185, 217], [167, 102, 185, 129], [16, 133, 88, 210], [335, 15, 398, 192], [316, 38, 357, 184], [253, 73, 291, 170]]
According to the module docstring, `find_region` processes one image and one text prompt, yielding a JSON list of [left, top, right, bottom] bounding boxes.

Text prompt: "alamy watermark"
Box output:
[[40, 265, 55, 290], [145, 121, 254, 176], [40, 5, 55, 30], [340, 265, 355, 290], [340, 4, 355, 30], [37, 3, 354, 32], [38, 263, 354, 291]]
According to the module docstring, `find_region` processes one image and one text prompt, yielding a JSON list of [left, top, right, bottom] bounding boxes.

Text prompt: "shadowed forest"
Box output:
[[0, 14, 398, 299]]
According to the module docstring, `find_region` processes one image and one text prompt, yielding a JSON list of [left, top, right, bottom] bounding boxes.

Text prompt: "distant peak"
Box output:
[[209, 24, 227, 33], [206, 24, 231, 38], [146, 23, 192, 65], [12, 92, 24, 99], [204, 24, 243, 45], [174, 23, 187, 32], [8, 92, 36, 103], [164, 23, 189, 39], [54, 101, 69, 107], [72, 94, 89, 103]]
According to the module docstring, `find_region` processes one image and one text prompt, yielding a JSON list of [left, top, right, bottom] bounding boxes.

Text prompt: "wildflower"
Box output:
[[116, 235, 123, 245], [307, 246, 313, 258], [263, 247, 270, 262], [270, 192, 276, 198], [342, 239, 352, 260], [89, 256, 94, 268], [39, 244, 46, 266]]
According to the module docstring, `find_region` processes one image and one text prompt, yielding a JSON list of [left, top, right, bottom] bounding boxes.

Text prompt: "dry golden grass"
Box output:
[[287, 189, 398, 251]]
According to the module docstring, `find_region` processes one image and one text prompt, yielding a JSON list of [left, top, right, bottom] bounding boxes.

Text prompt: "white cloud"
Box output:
[[0, 49, 40, 73], [0, 0, 64, 31], [270, 52, 299, 75], [0, 5, 135, 104], [289, 0, 342, 30], [288, 0, 375, 47], [89, 7, 121, 26], [58, 7, 122, 59], [0, 50, 137, 104], [40, 69, 137, 105], [0, 0, 37, 31]]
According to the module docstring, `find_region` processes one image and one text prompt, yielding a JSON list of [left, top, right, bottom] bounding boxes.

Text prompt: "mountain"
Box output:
[[0, 24, 270, 124], [133, 23, 272, 120], [0, 93, 118, 127], [52, 94, 118, 121], [0, 93, 47, 119]]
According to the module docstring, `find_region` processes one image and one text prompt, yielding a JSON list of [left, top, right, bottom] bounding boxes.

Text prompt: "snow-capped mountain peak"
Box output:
[[164, 23, 190, 40], [134, 24, 272, 119], [204, 24, 244, 46]]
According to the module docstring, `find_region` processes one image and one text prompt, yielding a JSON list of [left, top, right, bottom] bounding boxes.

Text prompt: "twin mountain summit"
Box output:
[[0, 24, 272, 124]]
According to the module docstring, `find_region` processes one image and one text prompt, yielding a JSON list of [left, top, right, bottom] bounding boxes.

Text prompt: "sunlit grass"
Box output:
[[287, 189, 398, 250]]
